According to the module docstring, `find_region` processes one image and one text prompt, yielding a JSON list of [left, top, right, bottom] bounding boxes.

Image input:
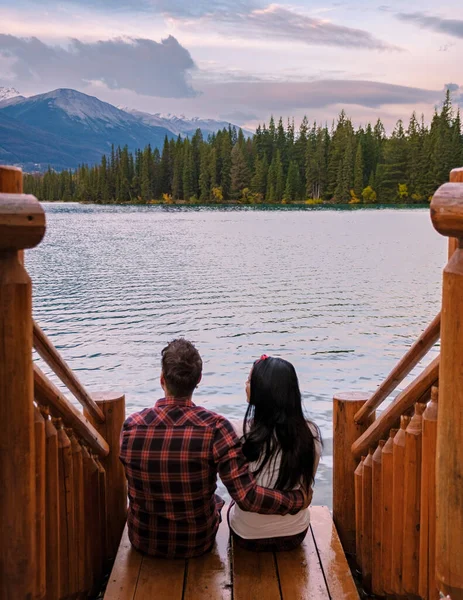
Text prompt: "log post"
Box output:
[[54, 417, 76, 599], [354, 456, 365, 570], [402, 402, 426, 595], [85, 391, 126, 559], [66, 429, 87, 598], [430, 174, 463, 600], [361, 448, 374, 592], [34, 406, 46, 600], [419, 387, 439, 600], [94, 454, 109, 564], [0, 166, 46, 599], [81, 443, 101, 595], [391, 414, 411, 595], [39, 405, 60, 600], [381, 428, 397, 596], [333, 392, 374, 556], [371, 440, 385, 597]]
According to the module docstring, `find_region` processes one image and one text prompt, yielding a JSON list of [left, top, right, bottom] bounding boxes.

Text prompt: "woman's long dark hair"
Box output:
[[242, 356, 321, 491]]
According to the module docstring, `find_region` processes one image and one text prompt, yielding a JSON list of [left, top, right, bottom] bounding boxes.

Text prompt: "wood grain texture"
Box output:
[[34, 406, 46, 600], [381, 429, 397, 595], [419, 387, 439, 600], [184, 506, 231, 600], [134, 555, 185, 600], [391, 415, 410, 595], [436, 244, 463, 600], [310, 506, 360, 600], [0, 251, 36, 600], [354, 457, 364, 570], [352, 356, 438, 458], [85, 391, 126, 559], [402, 403, 425, 595], [431, 181, 463, 238], [371, 441, 385, 597], [104, 525, 143, 600], [34, 320, 105, 423], [232, 537, 281, 600], [0, 165, 23, 193], [277, 529, 330, 600], [41, 407, 61, 600], [354, 313, 440, 424], [333, 393, 374, 556], [0, 193, 45, 250], [55, 418, 76, 599], [34, 364, 109, 457], [361, 450, 373, 592]]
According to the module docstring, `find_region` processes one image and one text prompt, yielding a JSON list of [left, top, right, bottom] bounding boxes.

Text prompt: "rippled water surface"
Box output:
[[28, 204, 446, 506]]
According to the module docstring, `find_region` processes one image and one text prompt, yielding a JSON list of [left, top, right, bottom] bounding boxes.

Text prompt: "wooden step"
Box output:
[[104, 506, 359, 600]]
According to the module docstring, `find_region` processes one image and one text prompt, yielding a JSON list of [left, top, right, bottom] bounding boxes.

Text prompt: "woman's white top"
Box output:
[[228, 421, 321, 539]]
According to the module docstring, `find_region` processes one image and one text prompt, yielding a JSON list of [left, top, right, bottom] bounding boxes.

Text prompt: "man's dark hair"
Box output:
[[161, 339, 203, 398]]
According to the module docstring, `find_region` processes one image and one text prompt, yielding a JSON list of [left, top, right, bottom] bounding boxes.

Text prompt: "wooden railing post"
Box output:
[[85, 391, 126, 560], [431, 170, 463, 600], [0, 166, 45, 599], [333, 392, 374, 557]]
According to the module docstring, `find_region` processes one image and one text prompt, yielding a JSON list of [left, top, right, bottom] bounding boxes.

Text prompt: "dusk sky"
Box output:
[[0, 0, 462, 128]]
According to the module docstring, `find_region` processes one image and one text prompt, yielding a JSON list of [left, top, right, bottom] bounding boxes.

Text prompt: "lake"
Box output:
[[28, 203, 445, 506]]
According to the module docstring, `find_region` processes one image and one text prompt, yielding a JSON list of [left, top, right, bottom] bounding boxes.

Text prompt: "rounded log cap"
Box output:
[[333, 392, 370, 402], [0, 193, 46, 250], [431, 182, 463, 238]]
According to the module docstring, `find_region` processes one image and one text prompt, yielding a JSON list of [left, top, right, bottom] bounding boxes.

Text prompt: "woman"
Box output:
[[228, 355, 322, 551]]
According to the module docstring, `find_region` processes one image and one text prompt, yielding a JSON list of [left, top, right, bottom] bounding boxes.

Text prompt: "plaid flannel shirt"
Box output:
[[120, 397, 305, 558]]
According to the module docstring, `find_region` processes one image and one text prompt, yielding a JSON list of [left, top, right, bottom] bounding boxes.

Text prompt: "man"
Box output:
[[120, 338, 309, 558]]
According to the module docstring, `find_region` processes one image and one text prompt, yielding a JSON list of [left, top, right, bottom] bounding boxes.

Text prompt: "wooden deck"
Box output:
[[104, 506, 359, 600]]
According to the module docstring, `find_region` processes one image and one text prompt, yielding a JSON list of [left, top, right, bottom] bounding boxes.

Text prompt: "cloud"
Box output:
[[200, 79, 441, 112], [397, 12, 463, 39], [185, 4, 399, 51], [32, 0, 397, 50], [0, 34, 197, 97], [219, 110, 259, 124]]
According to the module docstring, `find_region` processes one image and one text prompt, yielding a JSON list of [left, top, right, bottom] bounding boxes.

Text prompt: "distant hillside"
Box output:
[[0, 88, 246, 171]]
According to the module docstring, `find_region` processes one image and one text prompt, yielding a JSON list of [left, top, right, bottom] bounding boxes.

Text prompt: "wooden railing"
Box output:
[[0, 166, 127, 599], [333, 167, 463, 600]]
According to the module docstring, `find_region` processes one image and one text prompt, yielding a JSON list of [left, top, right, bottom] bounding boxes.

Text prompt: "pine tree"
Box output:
[[353, 141, 364, 197], [283, 160, 301, 201], [231, 143, 250, 198]]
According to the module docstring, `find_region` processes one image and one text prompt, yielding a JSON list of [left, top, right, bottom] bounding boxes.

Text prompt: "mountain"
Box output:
[[0, 88, 174, 170], [0, 88, 249, 172], [0, 86, 22, 103], [125, 108, 246, 138]]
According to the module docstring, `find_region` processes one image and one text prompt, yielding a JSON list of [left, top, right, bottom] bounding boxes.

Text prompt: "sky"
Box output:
[[0, 0, 462, 129]]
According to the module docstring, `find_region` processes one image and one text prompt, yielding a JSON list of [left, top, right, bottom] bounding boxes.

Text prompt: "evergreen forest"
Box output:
[[24, 91, 463, 205]]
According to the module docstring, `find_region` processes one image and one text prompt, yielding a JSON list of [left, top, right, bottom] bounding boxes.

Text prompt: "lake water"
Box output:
[[28, 204, 446, 506]]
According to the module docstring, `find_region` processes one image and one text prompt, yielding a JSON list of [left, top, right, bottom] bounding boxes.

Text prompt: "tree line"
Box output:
[[24, 91, 463, 205]]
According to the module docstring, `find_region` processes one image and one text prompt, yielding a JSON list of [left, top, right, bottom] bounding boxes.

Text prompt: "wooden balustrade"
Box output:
[[431, 169, 463, 600], [34, 321, 105, 423], [332, 393, 374, 556], [381, 428, 396, 596], [352, 355, 438, 458], [0, 165, 127, 599], [419, 387, 439, 600], [354, 457, 364, 570], [371, 440, 385, 596], [361, 448, 373, 591], [402, 402, 426, 595], [40, 405, 61, 600], [354, 313, 440, 424], [0, 167, 46, 599], [34, 406, 46, 600]]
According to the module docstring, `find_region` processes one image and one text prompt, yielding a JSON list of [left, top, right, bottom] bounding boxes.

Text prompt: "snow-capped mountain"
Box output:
[[0, 87, 248, 171], [125, 108, 239, 137], [0, 86, 21, 102]]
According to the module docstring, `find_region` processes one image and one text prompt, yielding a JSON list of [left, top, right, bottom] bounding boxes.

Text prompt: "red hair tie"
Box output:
[[260, 354, 269, 361]]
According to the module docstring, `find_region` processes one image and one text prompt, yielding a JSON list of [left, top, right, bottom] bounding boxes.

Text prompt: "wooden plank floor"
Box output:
[[104, 506, 359, 600]]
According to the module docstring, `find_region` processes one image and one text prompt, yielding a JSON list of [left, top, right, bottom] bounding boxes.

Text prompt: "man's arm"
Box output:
[[213, 417, 306, 515]]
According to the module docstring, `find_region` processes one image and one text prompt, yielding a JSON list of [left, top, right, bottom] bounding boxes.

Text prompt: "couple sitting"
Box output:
[[120, 338, 322, 558]]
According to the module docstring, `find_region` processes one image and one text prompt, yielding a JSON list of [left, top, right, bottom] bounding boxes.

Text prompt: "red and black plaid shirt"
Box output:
[[120, 397, 305, 558]]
